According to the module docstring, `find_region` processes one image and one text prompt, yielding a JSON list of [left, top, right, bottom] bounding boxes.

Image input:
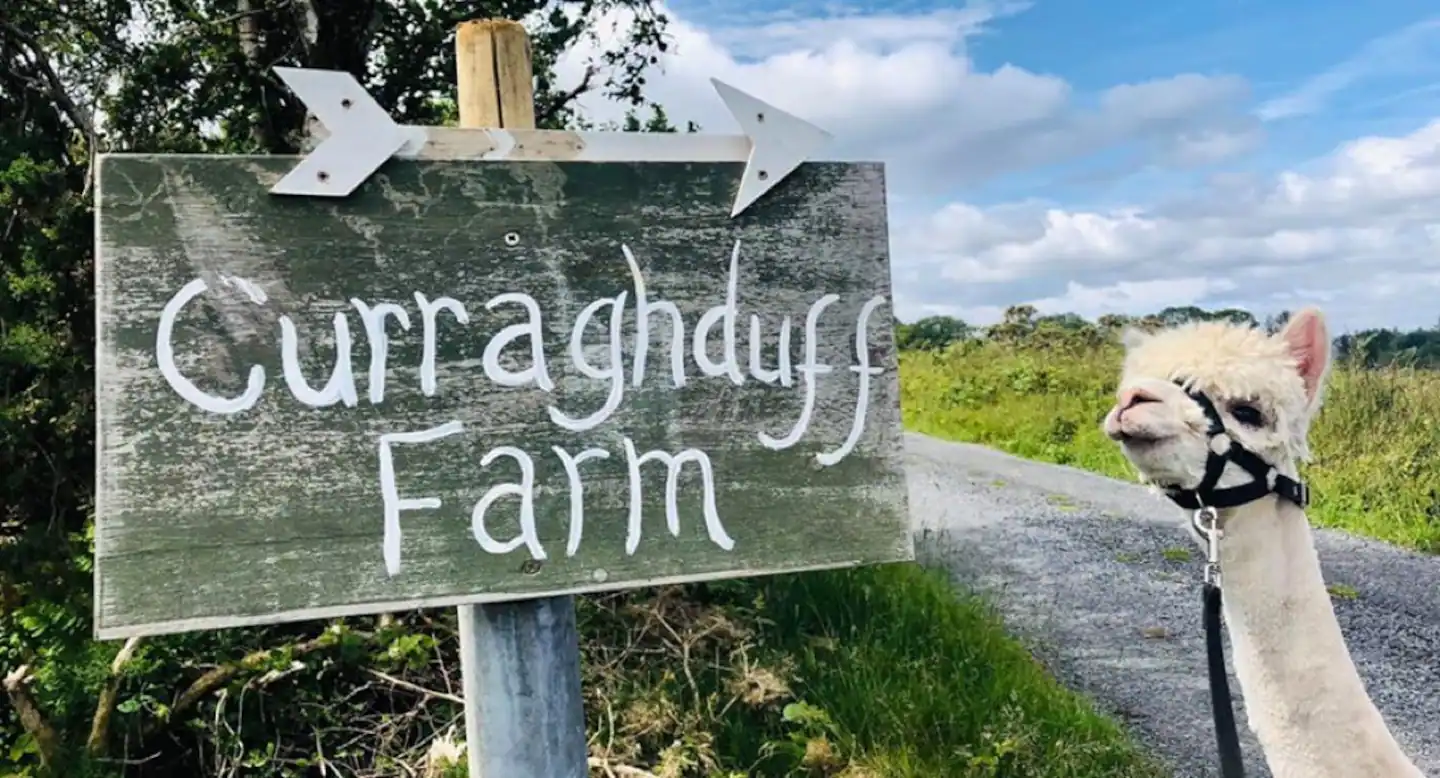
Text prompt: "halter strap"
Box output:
[[1160, 381, 1309, 512]]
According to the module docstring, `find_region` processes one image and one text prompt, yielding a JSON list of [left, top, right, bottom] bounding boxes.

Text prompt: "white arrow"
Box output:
[[269, 67, 833, 217], [270, 67, 420, 197], [709, 78, 832, 217]]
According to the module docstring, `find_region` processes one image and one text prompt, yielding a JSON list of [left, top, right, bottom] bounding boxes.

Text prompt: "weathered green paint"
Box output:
[[94, 155, 911, 638]]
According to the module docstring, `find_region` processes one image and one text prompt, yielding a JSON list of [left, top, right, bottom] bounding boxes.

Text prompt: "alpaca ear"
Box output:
[[1279, 307, 1331, 405]]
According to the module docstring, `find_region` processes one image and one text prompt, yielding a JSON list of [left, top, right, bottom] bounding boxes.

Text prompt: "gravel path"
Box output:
[[904, 431, 1440, 777]]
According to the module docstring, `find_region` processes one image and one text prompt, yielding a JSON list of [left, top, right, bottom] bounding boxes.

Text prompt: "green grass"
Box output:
[[1327, 583, 1360, 600], [11, 565, 1170, 778], [1160, 548, 1191, 563], [558, 565, 1166, 778], [901, 338, 1440, 553]]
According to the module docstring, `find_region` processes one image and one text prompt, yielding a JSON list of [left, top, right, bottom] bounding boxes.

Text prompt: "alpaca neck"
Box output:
[[1217, 496, 1423, 778]]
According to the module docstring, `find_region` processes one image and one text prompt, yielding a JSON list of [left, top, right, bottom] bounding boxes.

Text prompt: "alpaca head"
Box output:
[[1101, 308, 1332, 494]]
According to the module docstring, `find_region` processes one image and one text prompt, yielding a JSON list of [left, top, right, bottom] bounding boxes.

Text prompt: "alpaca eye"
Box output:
[[1230, 404, 1264, 427]]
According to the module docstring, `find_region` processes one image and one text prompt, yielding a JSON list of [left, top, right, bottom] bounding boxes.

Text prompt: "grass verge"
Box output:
[[900, 339, 1440, 553], [567, 564, 1165, 777]]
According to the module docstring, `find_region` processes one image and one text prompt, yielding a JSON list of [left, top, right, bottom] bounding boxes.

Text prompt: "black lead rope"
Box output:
[[1154, 379, 1313, 778], [1204, 582, 1246, 778]]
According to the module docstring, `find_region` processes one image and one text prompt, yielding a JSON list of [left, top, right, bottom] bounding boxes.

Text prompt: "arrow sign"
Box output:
[[269, 67, 833, 218], [710, 78, 832, 217], [269, 67, 420, 198]]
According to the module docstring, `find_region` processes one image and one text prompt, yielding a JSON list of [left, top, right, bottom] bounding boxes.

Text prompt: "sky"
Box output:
[[550, 0, 1440, 334]]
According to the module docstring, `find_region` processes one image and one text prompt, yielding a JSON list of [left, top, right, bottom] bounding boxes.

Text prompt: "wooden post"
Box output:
[[452, 19, 589, 778]]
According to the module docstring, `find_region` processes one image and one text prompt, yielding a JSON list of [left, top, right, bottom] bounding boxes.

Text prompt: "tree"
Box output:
[[895, 301, 1439, 368], [2, 2, 673, 774], [1155, 305, 1207, 327], [1035, 312, 1087, 330], [896, 315, 970, 351], [622, 103, 701, 133], [1210, 308, 1258, 328], [1264, 309, 1292, 334], [985, 304, 1038, 342], [1151, 305, 1257, 329]]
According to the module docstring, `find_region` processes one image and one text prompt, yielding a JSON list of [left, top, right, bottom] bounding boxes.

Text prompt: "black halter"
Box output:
[[1159, 379, 1311, 778], [1159, 379, 1310, 513]]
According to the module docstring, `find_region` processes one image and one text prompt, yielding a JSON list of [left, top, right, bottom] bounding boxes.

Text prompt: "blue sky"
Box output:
[[558, 1, 1440, 334], [961, 1, 1440, 196]]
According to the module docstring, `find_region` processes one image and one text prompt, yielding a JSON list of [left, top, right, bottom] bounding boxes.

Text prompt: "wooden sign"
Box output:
[[93, 155, 912, 638]]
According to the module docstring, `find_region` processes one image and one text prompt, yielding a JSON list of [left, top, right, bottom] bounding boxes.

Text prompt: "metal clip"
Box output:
[[1192, 505, 1222, 587]]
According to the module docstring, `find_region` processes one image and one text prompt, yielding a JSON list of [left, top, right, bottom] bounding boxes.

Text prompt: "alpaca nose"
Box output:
[[1116, 386, 1160, 418]]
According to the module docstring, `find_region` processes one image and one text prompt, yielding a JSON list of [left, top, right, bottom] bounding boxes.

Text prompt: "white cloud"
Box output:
[[553, 3, 1257, 193], [1034, 276, 1238, 317], [705, 4, 1018, 56], [545, 2, 1436, 334], [906, 120, 1440, 332]]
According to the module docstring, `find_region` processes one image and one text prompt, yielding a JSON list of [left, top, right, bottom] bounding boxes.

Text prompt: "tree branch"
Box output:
[[537, 64, 598, 126], [0, 18, 98, 193], [363, 668, 465, 705], [587, 757, 662, 778], [4, 665, 61, 768], [143, 633, 331, 739], [235, 0, 277, 150], [87, 636, 142, 756], [0, 20, 95, 139]]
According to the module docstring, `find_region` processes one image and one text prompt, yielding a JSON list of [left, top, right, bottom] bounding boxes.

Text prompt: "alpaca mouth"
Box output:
[[1111, 427, 1169, 444]]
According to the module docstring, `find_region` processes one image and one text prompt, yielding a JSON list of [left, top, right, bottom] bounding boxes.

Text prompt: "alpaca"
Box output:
[[1100, 308, 1426, 778]]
